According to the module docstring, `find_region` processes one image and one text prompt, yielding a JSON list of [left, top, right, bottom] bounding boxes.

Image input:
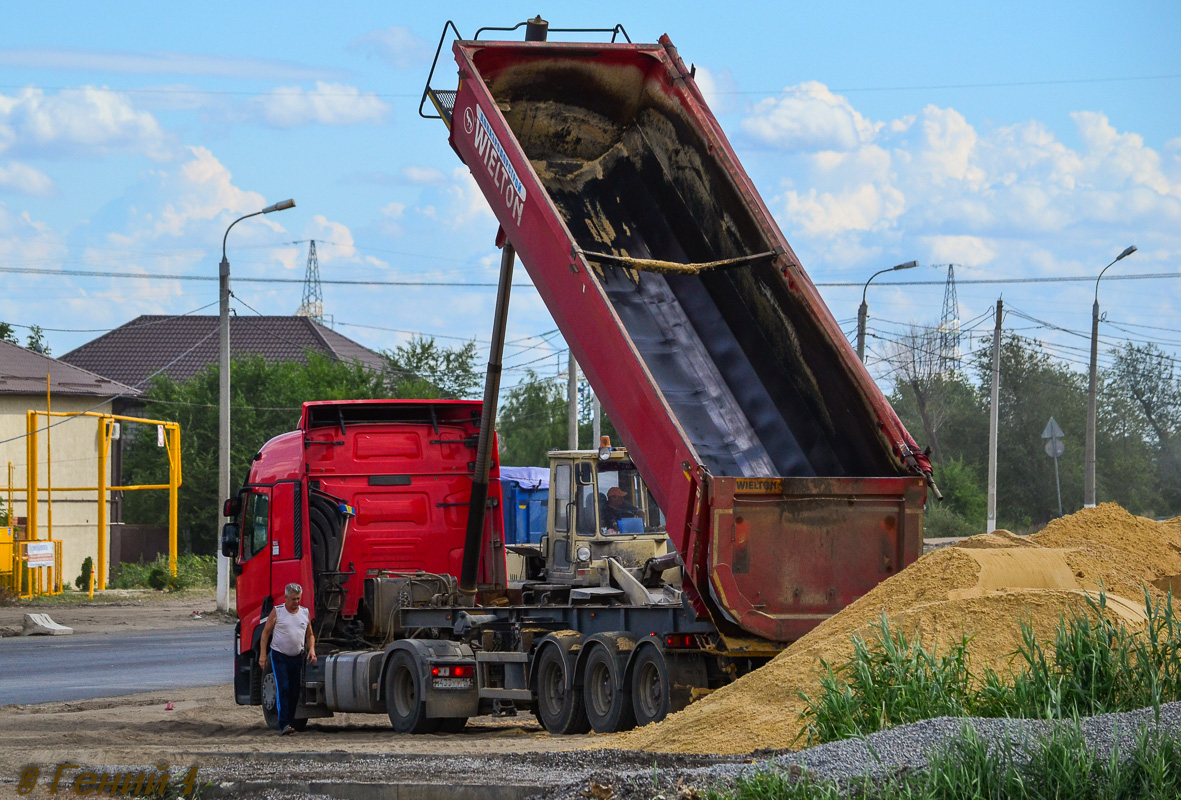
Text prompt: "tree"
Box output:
[[25, 324, 50, 355], [1107, 342, 1181, 512], [384, 337, 481, 399], [496, 370, 617, 467], [0, 322, 18, 345], [881, 325, 956, 463], [121, 354, 394, 554]]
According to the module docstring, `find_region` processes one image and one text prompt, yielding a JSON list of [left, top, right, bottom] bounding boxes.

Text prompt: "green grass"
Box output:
[[109, 553, 216, 591], [707, 721, 1181, 800], [798, 591, 1181, 748]]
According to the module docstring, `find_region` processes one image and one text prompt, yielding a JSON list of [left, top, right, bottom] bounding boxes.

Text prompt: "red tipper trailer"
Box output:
[[423, 24, 935, 646]]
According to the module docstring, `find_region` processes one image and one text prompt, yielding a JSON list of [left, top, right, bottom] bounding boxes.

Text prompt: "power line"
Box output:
[[2, 263, 1178, 289], [0, 264, 534, 288]]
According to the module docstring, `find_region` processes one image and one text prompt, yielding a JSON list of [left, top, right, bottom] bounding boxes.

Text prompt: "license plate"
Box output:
[[433, 677, 473, 690]]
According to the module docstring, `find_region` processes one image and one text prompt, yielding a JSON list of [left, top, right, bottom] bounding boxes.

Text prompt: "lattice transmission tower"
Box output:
[[937, 264, 961, 374], [295, 240, 324, 323]]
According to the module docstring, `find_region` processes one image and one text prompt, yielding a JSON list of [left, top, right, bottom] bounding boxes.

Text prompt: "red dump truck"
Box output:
[[223, 19, 934, 735]]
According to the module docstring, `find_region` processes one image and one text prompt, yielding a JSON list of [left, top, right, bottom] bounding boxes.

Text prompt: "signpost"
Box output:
[[1042, 417, 1065, 518]]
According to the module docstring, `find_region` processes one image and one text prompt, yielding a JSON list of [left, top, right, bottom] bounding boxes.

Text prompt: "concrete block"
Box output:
[[21, 613, 74, 636]]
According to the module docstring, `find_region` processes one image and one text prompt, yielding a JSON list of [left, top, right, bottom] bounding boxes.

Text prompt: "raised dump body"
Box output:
[[430, 32, 930, 644]]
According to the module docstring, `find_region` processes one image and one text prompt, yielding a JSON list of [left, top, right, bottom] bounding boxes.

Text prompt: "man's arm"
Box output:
[[258, 610, 277, 667], [304, 620, 317, 664]]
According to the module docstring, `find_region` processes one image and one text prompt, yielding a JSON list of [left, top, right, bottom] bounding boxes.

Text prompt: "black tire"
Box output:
[[261, 669, 282, 731], [437, 717, 468, 734], [630, 647, 671, 727], [583, 645, 636, 733], [385, 651, 439, 734], [534, 644, 590, 735]]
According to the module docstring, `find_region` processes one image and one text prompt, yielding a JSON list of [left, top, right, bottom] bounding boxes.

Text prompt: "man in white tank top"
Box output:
[[259, 583, 317, 734]]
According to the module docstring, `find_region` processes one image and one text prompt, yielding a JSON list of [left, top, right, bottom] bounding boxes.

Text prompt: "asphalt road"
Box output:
[[0, 627, 233, 705]]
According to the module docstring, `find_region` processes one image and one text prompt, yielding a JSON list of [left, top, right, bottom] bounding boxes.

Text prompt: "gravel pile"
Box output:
[[533, 702, 1181, 799]]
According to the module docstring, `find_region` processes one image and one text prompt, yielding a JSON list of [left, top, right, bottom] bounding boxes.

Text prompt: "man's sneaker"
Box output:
[[281, 725, 295, 735]]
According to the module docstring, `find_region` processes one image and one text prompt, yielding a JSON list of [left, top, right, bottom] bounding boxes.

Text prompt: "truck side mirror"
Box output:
[[221, 521, 240, 558], [576, 462, 593, 485], [223, 496, 242, 518]]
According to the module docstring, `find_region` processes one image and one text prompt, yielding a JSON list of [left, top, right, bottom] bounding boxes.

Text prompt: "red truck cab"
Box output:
[[225, 400, 505, 705]]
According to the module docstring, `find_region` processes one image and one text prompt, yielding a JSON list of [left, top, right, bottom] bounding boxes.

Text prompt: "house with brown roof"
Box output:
[[60, 315, 386, 390], [0, 341, 139, 585]]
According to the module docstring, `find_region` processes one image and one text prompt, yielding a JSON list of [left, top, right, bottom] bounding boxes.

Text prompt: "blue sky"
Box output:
[[1, 1, 1178, 394]]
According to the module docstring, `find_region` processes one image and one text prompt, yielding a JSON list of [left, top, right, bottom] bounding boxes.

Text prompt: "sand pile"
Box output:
[[612, 504, 1181, 754]]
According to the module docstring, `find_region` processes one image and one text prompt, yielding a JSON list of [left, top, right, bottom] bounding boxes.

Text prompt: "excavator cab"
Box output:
[[526, 442, 681, 605]]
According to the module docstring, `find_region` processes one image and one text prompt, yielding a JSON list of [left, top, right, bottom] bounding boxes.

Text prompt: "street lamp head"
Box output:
[[893, 260, 919, 271], [1095, 244, 1138, 301], [262, 198, 296, 214]]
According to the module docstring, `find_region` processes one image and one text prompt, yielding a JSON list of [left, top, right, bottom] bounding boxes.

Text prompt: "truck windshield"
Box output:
[[596, 463, 664, 534]]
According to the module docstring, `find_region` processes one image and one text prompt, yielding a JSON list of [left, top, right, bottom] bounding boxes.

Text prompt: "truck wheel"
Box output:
[[583, 645, 636, 733], [630, 647, 670, 726], [535, 645, 590, 735], [385, 651, 439, 734], [261, 670, 282, 731]]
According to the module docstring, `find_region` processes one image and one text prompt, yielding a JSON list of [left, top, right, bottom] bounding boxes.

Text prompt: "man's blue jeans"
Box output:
[[269, 650, 303, 729]]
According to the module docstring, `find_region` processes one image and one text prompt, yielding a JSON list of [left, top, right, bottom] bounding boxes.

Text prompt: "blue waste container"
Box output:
[[498, 467, 549, 545]]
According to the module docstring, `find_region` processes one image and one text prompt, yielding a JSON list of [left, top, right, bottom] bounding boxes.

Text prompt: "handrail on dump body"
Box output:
[[419, 19, 633, 123]]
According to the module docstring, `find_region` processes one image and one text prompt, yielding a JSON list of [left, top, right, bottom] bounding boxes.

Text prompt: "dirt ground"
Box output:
[[1, 589, 660, 797]]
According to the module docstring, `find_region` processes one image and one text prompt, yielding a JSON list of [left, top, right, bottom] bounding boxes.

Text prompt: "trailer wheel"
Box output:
[[385, 651, 439, 734], [583, 645, 636, 733], [630, 647, 670, 726], [535, 645, 590, 735]]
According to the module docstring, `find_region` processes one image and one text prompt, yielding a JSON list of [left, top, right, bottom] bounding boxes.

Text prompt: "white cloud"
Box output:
[[0, 161, 54, 195], [349, 26, 432, 69], [921, 235, 996, 267], [0, 48, 347, 81], [304, 216, 355, 260], [756, 83, 1181, 267], [256, 82, 389, 127], [401, 165, 446, 184], [742, 82, 880, 152], [0, 87, 171, 159]]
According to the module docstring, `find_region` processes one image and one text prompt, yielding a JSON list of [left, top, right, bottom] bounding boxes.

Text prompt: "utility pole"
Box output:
[[567, 351, 578, 450], [986, 298, 1002, 533], [592, 395, 601, 444]]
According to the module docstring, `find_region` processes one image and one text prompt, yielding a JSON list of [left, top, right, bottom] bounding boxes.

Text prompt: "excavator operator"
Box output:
[[601, 486, 642, 531]]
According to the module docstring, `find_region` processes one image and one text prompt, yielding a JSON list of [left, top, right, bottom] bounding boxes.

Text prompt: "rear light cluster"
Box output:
[[664, 634, 696, 649], [431, 665, 474, 678]]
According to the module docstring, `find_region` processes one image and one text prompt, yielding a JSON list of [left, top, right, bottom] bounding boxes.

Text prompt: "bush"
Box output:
[[74, 556, 94, 590], [923, 500, 979, 539], [798, 590, 1181, 747], [110, 554, 217, 592]]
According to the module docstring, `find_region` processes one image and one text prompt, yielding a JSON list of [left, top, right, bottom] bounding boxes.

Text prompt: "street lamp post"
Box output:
[[857, 261, 919, 362], [1084, 245, 1137, 509], [216, 199, 295, 613]]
